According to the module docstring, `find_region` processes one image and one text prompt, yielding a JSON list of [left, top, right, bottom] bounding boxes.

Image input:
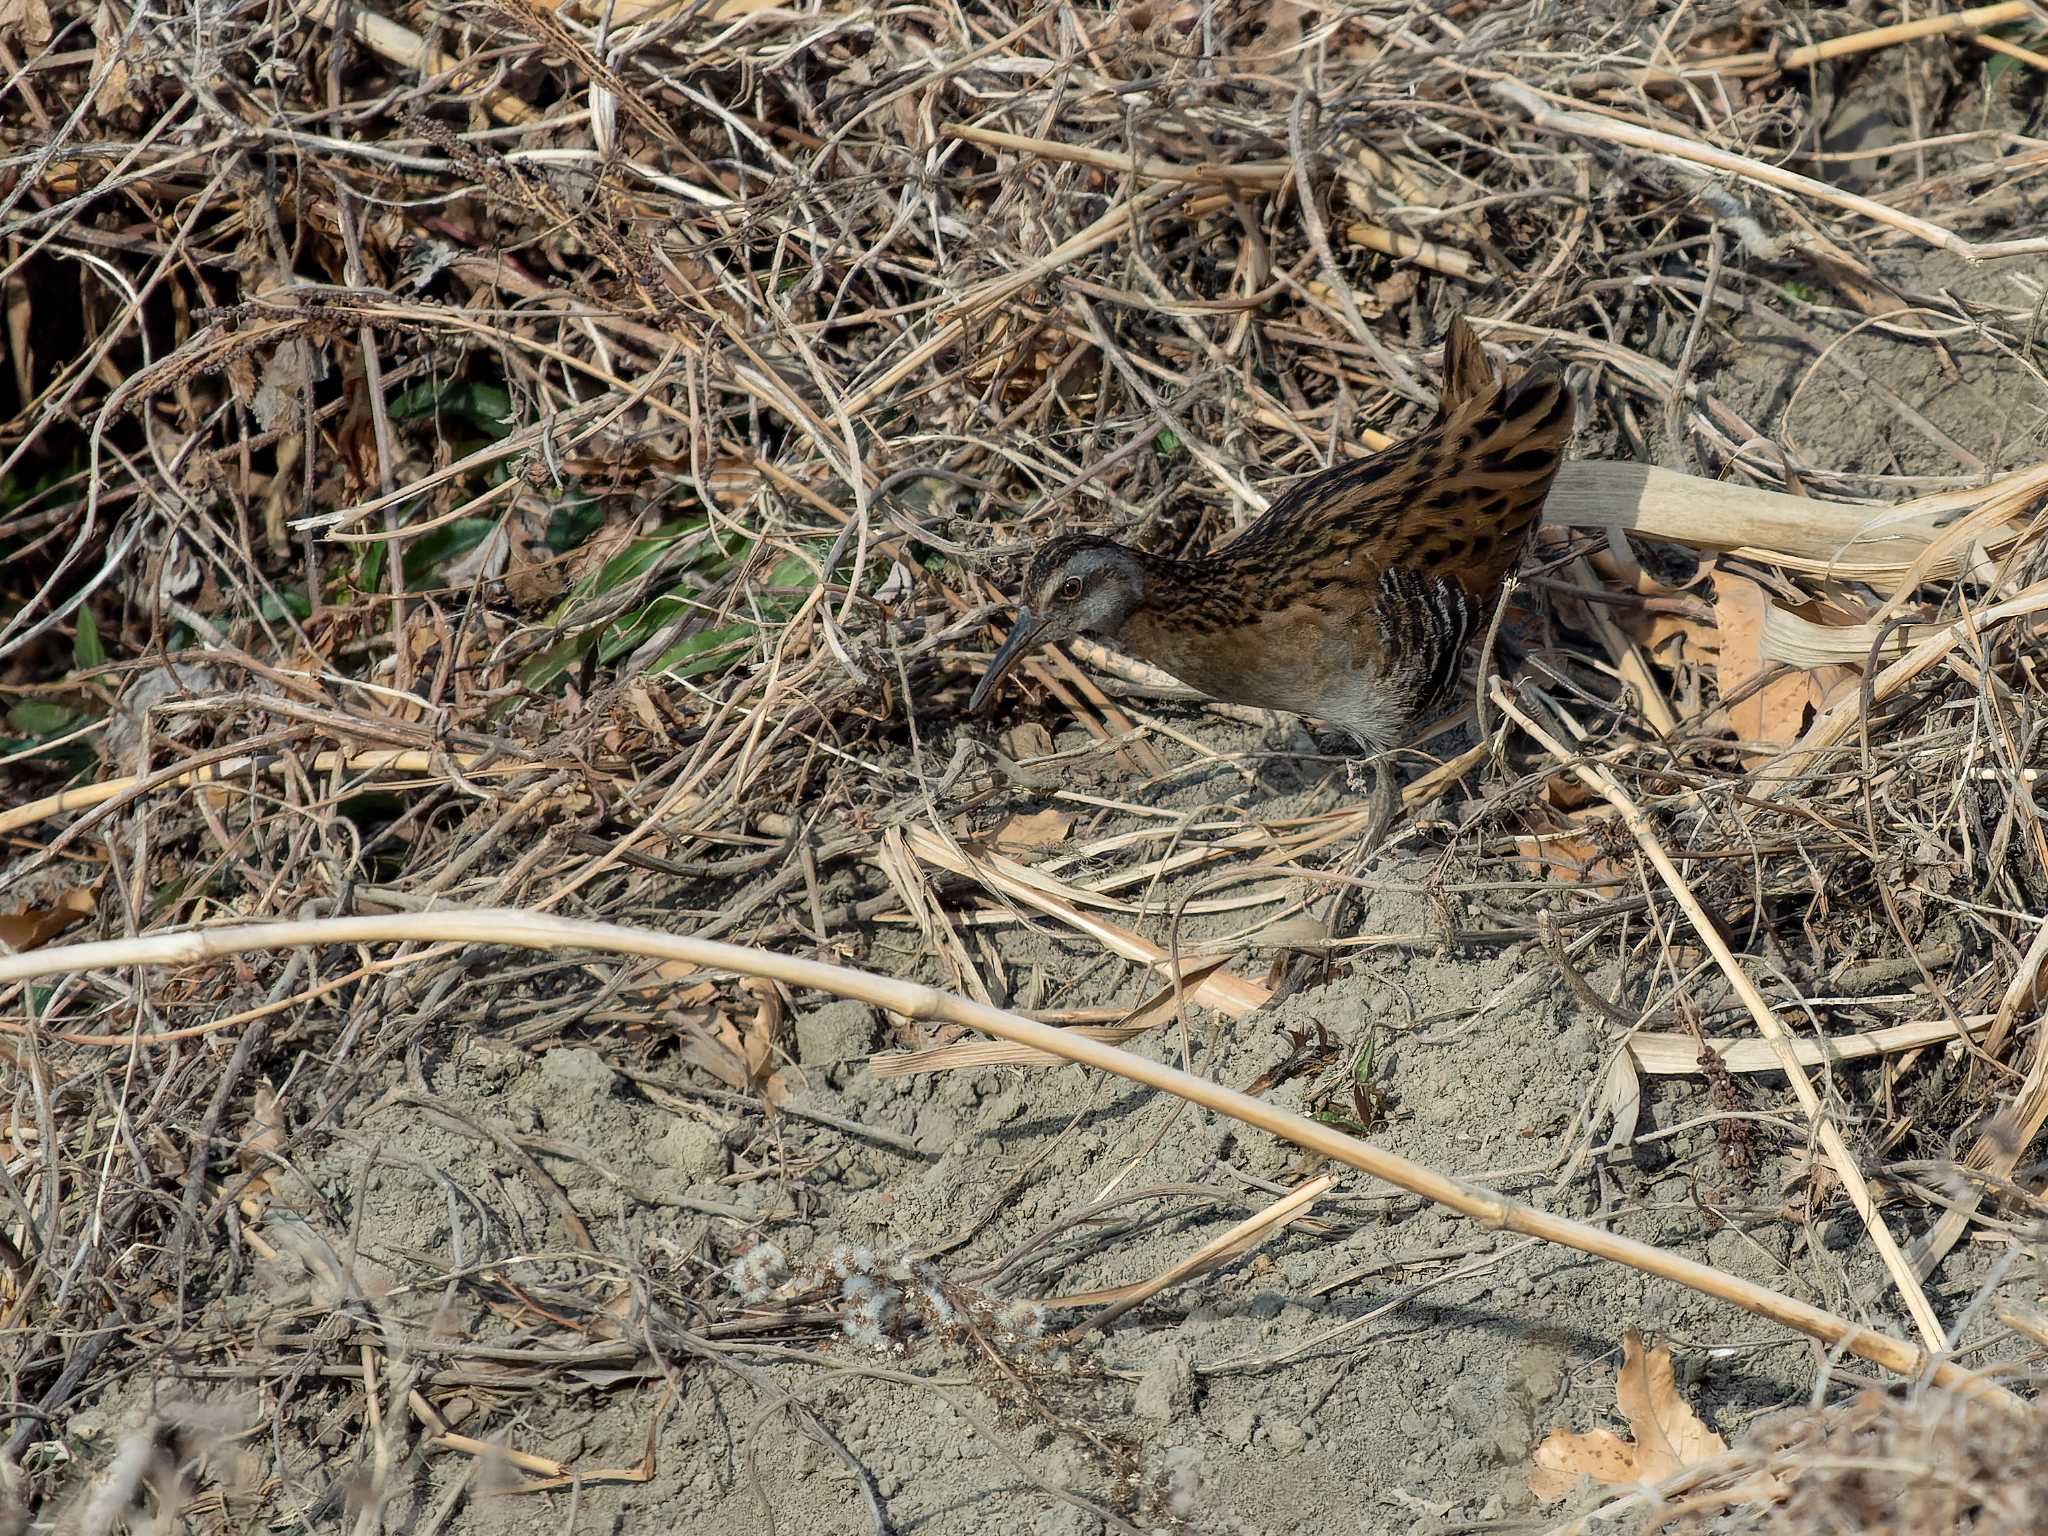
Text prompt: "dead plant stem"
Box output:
[[0, 910, 2014, 1407]]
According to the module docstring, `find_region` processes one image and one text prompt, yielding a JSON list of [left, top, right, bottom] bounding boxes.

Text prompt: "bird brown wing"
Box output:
[[1165, 318, 1573, 740], [1206, 317, 1574, 614]]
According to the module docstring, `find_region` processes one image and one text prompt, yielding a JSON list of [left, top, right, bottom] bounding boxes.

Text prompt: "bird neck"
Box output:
[[1112, 547, 1255, 700]]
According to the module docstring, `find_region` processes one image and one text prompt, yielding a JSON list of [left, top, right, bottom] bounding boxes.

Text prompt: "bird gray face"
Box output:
[[968, 537, 1142, 713]]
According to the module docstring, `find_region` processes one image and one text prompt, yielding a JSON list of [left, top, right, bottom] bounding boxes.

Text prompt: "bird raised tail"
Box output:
[[1438, 313, 1497, 414]]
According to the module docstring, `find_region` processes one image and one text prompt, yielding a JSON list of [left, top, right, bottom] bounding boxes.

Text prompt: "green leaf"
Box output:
[[260, 588, 313, 622], [595, 592, 694, 665], [73, 607, 105, 670], [387, 379, 516, 439], [357, 541, 387, 595], [6, 701, 89, 738], [510, 629, 603, 698], [546, 499, 605, 553], [553, 517, 709, 619], [647, 623, 753, 679], [508, 531, 829, 707], [403, 517, 500, 586], [1982, 24, 2047, 90]]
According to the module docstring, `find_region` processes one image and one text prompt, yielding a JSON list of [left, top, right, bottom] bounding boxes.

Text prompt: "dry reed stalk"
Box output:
[[1493, 78, 2048, 260], [1338, 222, 1477, 281], [1629, 1014, 1995, 1076], [0, 746, 545, 837], [1064, 1174, 1336, 1328], [0, 910, 2017, 1408], [1973, 31, 2048, 71], [1492, 681, 1950, 1354], [1543, 459, 2042, 587], [1784, 3, 2036, 67]]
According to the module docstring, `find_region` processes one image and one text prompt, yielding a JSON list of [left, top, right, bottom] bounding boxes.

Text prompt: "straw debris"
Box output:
[[2, 0, 2047, 1527]]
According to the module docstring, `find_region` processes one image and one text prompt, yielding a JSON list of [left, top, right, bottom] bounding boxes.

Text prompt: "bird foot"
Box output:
[[1267, 949, 1331, 1006]]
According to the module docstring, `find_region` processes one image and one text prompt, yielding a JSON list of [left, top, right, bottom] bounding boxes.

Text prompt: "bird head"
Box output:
[[969, 534, 1145, 712]]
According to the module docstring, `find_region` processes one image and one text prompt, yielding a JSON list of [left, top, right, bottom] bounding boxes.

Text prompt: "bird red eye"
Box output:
[[1060, 576, 1083, 600]]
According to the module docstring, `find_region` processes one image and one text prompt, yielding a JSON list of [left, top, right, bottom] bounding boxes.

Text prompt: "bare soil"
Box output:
[[7, 5, 2048, 1534]]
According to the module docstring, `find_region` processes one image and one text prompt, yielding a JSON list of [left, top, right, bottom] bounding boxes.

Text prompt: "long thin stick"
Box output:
[[1783, 3, 2033, 68], [1076, 1174, 1335, 1331], [1490, 682, 1950, 1354], [0, 909, 2013, 1406], [0, 748, 527, 839], [1493, 78, 2048, 261], [940, 124, 1289, 189]]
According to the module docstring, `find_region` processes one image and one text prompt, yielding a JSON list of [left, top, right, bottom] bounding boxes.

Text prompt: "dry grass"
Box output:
[[3, 0, 2048, 1527]]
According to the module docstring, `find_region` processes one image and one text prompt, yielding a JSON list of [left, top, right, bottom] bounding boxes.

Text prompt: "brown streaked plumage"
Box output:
[[969, 315, 1574, 762]]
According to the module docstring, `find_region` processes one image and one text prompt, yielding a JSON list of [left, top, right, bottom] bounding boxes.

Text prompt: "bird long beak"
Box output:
[[969, 606, 1044, 713]]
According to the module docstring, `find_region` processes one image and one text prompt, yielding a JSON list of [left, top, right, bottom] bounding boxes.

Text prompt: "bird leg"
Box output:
[[1313, 755, 1396, 939], [1269, 756, 1398, 1004], [1355, 756, 1397, 862]]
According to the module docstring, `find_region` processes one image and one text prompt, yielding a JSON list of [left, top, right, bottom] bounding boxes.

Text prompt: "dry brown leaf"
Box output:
[[1542, 774, 1595, 814], [1528, 1427, 1639, 1500], [1002, 722, 1055, 761], [676, 1010, 787, 1104], [1808, 663, 1861, 718], [235, 1082, 290, 1211], [991, 809, 1073, 851], [1529, 1332, 1727, 1502], [1613, 1330, 1727, 1475], [624, 681, 661, 733], [0, 0, 52, 46], [1515, 789, 1627, 886], [249, 338, 317, 432], [1598, 1050, 1641, 1151], [237, 1083, 287, 1176], [1514, 831, 1613, 885], [503, 537, 570, 608], [740, 978, 784, 1090], [0, 888, 95, 954], [1630, 606, 1721, 667], [1712, 570, 1809, 752], [91, 0, 148, 115]]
